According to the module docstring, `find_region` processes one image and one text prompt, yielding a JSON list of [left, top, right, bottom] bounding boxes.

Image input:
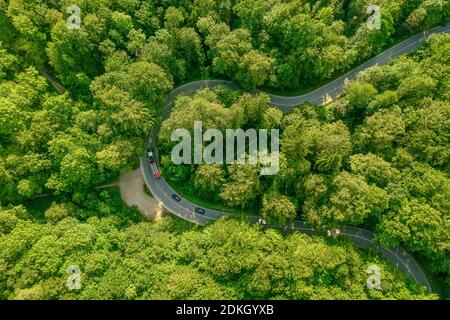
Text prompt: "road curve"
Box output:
[[142, 24, 450, 292]]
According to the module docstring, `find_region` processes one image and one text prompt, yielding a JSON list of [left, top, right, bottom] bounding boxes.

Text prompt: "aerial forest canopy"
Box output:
[[0, 0, 449, 300], [159, 34, 450, 297], [0, 208, 435, 299], [2, 0, 449, 91]]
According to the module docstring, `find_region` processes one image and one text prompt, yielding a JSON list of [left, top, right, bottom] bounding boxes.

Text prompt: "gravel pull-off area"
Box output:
[[119, 168, 164, 221]]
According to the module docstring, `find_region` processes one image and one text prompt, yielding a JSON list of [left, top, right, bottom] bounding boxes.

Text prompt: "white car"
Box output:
[[327, 228, 341, 237], [147, 149, 155, 160]]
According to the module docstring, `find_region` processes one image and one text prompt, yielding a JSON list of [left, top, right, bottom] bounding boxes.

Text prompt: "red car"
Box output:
[[148, 149, 160, 179]]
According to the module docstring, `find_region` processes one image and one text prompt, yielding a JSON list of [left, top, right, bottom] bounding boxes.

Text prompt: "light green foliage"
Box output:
[[235, 50, 274, 90], [159, 90, 233, 142], [350, 153, 399, 187], [405, 0, 450, 32], [344, 81, 379, 121], [281, 112, 351, 173], [261, 192, 296, 225], [262, 107, 283, 130], [219, 163, 261, 209], [0, 41, 17, 79], [194, 164, 226, 199], [164, 6, 184, 30], [0, 0, 449, 300], [354, 108, 406, 158], [0, 97, 29, 134], [398, 74, 437, 99], [303, 171, 389, 228], [0, 209, 434, 300], [311, 121, 351, 173], [44, 202, 76, 224]]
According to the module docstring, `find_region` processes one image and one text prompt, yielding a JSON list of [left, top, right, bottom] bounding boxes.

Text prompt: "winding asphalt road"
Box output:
[[141, 23, 450, 292]]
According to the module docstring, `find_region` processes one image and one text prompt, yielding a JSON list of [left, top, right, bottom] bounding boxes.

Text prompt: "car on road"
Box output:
[[195, 207, 205, 214], [147, 148, 160, 179], [327, 228, 341, 237], [171, 194, 181, 202], [147, 148, 155, 161]]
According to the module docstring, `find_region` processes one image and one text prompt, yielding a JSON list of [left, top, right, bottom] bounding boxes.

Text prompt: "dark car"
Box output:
[[171, 194, 181, 202], [195, 207, 206, 214]]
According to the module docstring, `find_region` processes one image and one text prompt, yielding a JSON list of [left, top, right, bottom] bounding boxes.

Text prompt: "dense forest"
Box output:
[[0, 0, 449, 299], [0, 204, 434, 299], [159, 35, 450, 296]]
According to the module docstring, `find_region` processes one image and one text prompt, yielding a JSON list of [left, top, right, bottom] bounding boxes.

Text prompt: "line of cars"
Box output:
[[147, 143, 341, 221], [147, 143, 205, 215], [171, 193, 205, 214]]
